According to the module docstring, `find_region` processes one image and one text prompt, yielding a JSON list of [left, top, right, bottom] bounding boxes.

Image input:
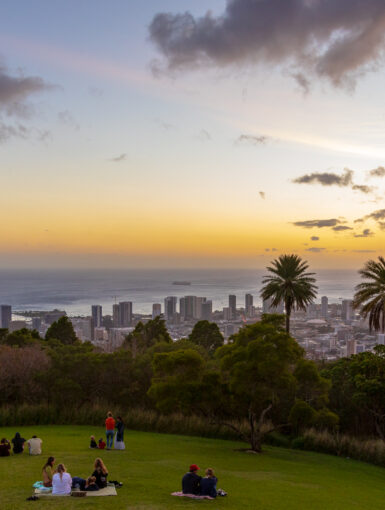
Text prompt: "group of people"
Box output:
[[182, 464, 219, 498], [0, 434, 42, 456], [89, 412, 125, 450], [42, 456, 110, 495]]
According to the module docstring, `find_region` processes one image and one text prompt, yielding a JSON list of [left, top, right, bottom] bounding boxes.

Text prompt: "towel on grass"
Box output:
[[172, 491, 214, 500], [33, 483, 117, 497]]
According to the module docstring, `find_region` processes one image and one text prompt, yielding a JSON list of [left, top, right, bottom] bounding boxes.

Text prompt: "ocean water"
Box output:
[[0, 268, 360, 317]]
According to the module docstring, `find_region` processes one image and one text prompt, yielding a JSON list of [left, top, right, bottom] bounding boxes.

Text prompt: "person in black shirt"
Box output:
[[84, 476, 99, 491], [200, 468, 217, 498], [0, 438, 11, 457], [11, 432, 26, 454], [92, 458, 108, 488], [182, 464, 201, 495]]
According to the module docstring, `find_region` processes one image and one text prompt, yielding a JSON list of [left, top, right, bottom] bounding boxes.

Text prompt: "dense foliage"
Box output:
[[0, 315, 384, 451]]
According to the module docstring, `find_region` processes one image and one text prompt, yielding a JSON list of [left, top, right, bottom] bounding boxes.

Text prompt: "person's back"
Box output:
[[12, 433, 25, 454], [28, 436, 42, 455], [52, 469, 72, 495], [182, 465, 201, 495], [0, 439, 10, 457], [200, 476, 217, 498]]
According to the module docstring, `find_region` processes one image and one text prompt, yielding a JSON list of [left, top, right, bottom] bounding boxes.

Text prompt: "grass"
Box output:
[[1, 426, 385, 510]]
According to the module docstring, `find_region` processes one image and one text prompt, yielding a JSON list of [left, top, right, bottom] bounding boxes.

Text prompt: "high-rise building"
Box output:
[[201, 300, 212, 321], [112, 304, 120, 327], [321, 296, 328, 319], [164, 296, 177, 321], [0, 305, 12, 329], [152, 303, 161, 319], [262, 297, 284, 314], [119, 301, 132, 327], [245, 294, 254, 317], [195, 297, 207, 320], [347, 339, 357, 356], [91, 305, 103, 328], [229, 295, 236, 320], [341, 300, 354, 322], [32, 317, 41, 330], [377, 333, 385, 345], [223, 307, 231, 321], [184, 296, 197, 320]]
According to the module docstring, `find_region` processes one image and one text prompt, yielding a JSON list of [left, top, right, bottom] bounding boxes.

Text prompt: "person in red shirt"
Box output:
[[105, 412, 115, 450], [98, 438, 106, 449]]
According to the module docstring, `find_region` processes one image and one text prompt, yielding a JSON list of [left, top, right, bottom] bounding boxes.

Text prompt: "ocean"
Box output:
[[0, 268, 361, 317]]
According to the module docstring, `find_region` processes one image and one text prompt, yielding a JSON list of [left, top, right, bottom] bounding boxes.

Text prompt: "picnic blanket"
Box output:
[[172, 491, 214, 500], [33, 482, 117, 497]]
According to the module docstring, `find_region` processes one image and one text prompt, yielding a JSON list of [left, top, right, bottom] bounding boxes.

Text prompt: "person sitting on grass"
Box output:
[[98, 438, 106, 449], [84, 476, 99, 492], [200, 468, 218, 498], [182, 464, 202, 495], [90, 435, 97, 449], [11, 432, 26, 454], [92, 458, 108, 488], [42, 456, 55, 487], [27, 435, 42, 455], [52, 463, 72, 495], [0, 438, 11, 457]]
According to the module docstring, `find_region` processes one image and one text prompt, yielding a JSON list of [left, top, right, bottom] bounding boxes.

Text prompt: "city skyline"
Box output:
[[1, 1, 385, 269]]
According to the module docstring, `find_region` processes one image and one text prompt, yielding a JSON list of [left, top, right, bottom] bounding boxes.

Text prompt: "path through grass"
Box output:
[[0, 426, 384, 509]]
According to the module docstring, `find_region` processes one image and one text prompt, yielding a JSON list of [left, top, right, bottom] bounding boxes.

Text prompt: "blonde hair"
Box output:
[[205, 468, 215, 478], [56, 463, 66, 480], [94, 457, 108, 475], [86, 476, 96, 487]]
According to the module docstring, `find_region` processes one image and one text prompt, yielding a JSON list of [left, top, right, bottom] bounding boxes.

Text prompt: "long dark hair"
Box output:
[[42, 456, 55, 470], [117, 416, 123, 423]]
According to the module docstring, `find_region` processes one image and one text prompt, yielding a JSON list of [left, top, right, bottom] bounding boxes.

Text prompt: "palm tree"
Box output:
[[260, 254, 317, 334], [353, 256, 385, 333]]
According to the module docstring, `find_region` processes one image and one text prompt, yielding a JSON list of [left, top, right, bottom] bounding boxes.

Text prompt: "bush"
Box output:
[[291, 436, 305, 449], [264, 431, 291, 448], [314, 408, 339, 432], [289, 400, 316, 432]]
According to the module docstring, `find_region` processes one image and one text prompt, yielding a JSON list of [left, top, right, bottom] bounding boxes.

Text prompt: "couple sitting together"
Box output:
[[42, 456, 108, 495], [182, 464, 218, 498]]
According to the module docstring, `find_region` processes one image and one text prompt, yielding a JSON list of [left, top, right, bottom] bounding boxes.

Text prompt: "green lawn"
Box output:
[[0, 425, 384, 509]]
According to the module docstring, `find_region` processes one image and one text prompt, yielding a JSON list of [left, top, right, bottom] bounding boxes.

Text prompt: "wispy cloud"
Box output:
[[332, 225, 353, 231], [368, 166, 385, 178], [355, 208, 385, 230], [305, 247, 326, 253], [58, 110, 79, 130], [259, 191, 265, 199], [293, 169, 353, 187], [293, 219, 341, 229], [235, 134, 269, 146], [195, 129, 211, 142], [354, 228, 374, 238], [352, 250, 376, 253], [310, 236, 320, 241], [109, 153, 127, 162]]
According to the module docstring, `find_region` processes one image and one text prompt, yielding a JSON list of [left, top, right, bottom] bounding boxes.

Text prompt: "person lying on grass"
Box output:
[[52, 463, 72, 496], [182, 464, 202, 495], [42, 456, 55, 487], [0, 438, 11, 457], [84, 476, 99, 491]]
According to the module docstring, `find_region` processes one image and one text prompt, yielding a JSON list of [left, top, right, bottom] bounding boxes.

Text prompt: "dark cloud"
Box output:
[[0, 64, 53, 144], [109, 153, 127, 162], [149, 0, 385, 86], [236, 134, 269, 145], [355, 208, 385, 228], [293, 169, 353, 187], [354, 228, 374, 238], [259, 191, 265, 199], [305, 247, 326, 253], [368, 166, 385, 178], [352, 184, 375, 194], [291, 72, 311, 94], [332, 225, 353, 231], [293, 219, 340, 229], [310, 236, 320, 241]]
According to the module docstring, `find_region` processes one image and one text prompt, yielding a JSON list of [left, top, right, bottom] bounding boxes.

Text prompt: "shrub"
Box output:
[[289, 400, 316, 433], [314, 408, 339, 432]]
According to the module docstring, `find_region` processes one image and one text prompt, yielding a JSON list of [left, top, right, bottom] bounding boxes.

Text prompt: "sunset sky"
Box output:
[[1, 0, 384, 269]]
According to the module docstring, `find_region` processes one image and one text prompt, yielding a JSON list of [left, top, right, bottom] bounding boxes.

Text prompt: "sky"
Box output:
[[0, 0, 384, 269]]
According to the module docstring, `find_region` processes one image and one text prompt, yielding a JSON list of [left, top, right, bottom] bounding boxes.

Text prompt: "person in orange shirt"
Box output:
[[105, 412, 115, 450]]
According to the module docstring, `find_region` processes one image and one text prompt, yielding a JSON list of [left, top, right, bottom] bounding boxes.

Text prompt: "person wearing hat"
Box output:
[[182, 464, 202, 495]]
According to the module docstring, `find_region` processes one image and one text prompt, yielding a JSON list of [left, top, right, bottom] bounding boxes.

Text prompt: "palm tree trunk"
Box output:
[[285, 312, 290, 333]]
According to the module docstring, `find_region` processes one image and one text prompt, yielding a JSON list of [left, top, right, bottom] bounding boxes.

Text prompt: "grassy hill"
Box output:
[[1, 425, 384, 509]]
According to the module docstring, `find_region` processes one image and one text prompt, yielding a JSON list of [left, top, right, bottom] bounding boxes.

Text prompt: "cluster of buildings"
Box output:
[[1, 294, 383, 359]]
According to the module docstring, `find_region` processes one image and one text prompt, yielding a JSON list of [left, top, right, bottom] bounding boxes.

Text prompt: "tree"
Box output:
[[260, 254, 317, 333], [45, 316, 78, 344], [188, 321, 224, 356], [353, 256, 385, 332], [123, 316, 172, 357]]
